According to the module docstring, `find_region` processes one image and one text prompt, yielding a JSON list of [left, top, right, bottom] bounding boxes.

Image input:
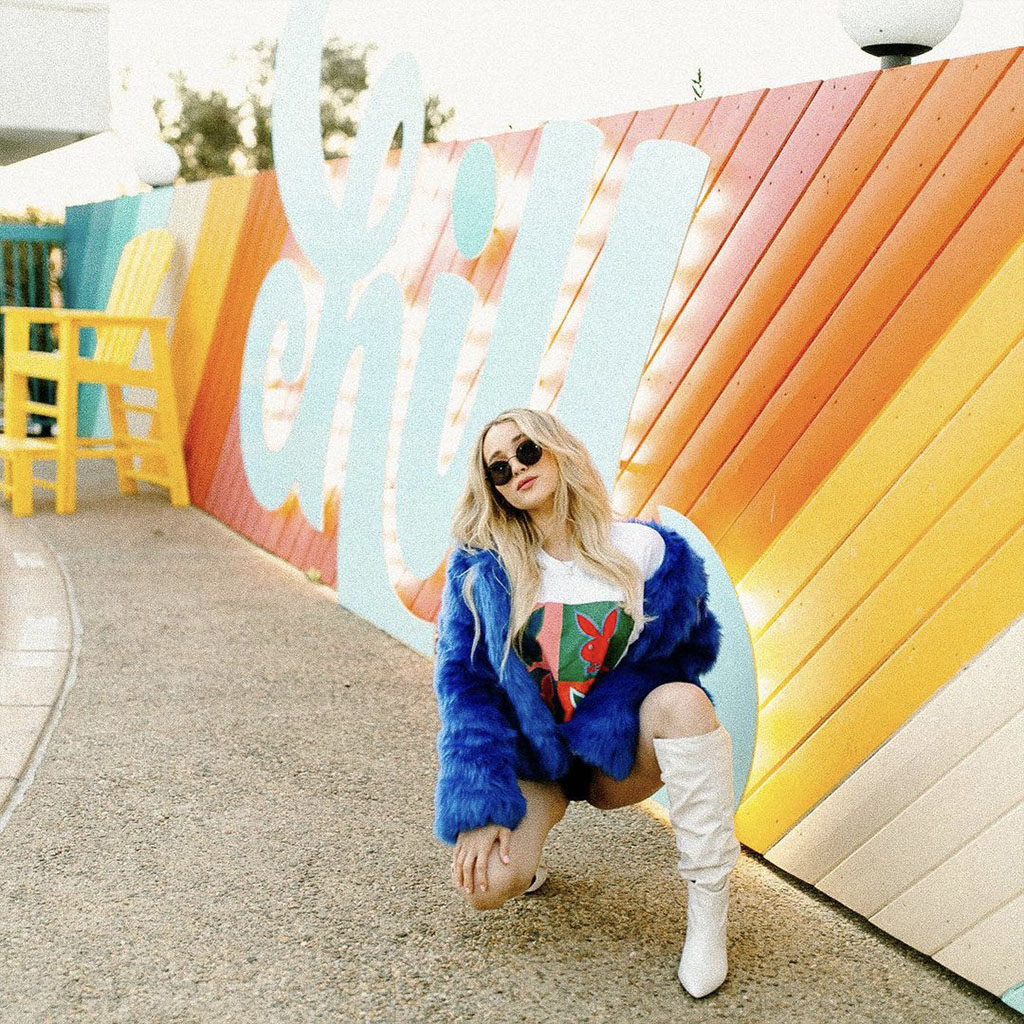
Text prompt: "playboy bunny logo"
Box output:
[[576, 607, 620, 676]]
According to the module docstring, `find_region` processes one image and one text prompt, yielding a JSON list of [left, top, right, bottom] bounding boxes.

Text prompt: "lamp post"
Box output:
[[130, 135, 182, 188], [837, 0, 964, 69]]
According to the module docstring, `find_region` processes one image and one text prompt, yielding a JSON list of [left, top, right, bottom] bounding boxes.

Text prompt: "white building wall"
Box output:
[[0, 0, 110, 164]]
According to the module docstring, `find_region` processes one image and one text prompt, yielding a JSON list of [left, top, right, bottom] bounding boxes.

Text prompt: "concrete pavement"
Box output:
[[0, 460, 1016, 1023]]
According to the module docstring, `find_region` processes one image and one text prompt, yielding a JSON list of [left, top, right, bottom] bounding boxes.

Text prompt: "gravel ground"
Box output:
[[0, 462, 1015, 1023]]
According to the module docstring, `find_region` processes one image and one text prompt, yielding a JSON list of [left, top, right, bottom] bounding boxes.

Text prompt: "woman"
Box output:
[[432, 407, 740, 998]]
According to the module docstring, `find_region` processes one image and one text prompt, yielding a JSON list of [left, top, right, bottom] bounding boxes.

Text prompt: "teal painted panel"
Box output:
[[1003, 981, 1024, 1015], [85, 187, 176, 438], [652, 506, 758, 811], [64, 200, 113, 434], [135, 187, 176, 228], [75, 195, 145, 437], [452, 141, 496, 259], [63, 200, 109, 310], [101, 197, 144, 300]]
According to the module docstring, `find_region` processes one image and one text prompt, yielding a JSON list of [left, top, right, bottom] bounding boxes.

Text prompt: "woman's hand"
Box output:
[[453, 824, 512, 895]]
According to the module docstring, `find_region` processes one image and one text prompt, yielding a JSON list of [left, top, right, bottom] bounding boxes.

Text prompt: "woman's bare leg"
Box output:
[[458, 779, 569, 911], [587, 682, 718, 810]]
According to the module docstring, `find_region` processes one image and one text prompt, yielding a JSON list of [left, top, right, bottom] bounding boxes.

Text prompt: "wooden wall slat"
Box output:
[[734, 524, 1024, 850], [617, 80, 849, 508], [746, 429, 1023, 793], [684, 57, 1022, 547], [691, 51, 1020, 552], [765, 615, 1024, 882], [611, 85, 811, 505], [204, 405, 245, 525], [612, 63, 937, 521], [755, 338, 1024, 704], [816, 710, 1024, 915], [739, 245, 1024, 636], [714, 54, 1024, 575], [933, 892, 1024, 996], [621, 73, 874, 476], [869, 801, 1024, 955]]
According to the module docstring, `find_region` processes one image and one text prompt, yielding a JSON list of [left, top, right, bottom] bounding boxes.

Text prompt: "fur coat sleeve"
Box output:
[[432, 548, 528, 845]]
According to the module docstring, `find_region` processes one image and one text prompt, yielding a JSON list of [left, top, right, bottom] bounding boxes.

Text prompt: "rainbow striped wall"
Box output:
[[64, 48, 1024, 1004]]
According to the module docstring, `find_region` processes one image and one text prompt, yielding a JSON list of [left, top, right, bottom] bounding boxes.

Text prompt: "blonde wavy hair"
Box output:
[[450, 407, 655, 678]]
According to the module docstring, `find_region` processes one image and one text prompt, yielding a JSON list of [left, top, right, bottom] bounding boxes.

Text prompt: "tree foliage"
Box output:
[[154, 38, 455, 183], [155, 73, 241, 181]]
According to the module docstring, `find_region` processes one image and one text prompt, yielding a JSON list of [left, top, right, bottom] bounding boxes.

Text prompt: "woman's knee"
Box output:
[[641, 681, 717, 738]]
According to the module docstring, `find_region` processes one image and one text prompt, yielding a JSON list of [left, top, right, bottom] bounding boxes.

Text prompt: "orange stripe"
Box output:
[[615, 73, 874, 512], [716, 120, 1024, 576], [185, 172, 289, 507], [691, 51, 1022, 548], [172, 177, 256, 431], [614, 63, 939, 523]]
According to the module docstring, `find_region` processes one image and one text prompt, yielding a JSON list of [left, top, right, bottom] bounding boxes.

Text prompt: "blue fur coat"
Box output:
[[432, 518, 721, 845]]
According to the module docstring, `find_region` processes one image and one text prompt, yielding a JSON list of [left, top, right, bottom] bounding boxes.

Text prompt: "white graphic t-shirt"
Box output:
[[518, 521, 666, 723]]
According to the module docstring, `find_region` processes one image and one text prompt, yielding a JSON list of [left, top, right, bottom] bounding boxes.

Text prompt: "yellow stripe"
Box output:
[[754, 339, 1024, 705], [172, 176, 256, 430], [745, 429, 1024, 796], [739, 243, 1024, 638], [730, 242, 1024, 845], [736, 524, 1024, 851]]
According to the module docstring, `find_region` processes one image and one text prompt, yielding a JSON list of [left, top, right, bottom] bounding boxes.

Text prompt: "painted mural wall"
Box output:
[[62, 40, 1023, 1008]]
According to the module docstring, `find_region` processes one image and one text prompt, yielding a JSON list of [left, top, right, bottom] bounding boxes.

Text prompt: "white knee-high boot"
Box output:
[[653, 726, 740, 998]]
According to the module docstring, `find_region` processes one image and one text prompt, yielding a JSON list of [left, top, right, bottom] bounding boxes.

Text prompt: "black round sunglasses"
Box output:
[[486, 438, 543, 487]]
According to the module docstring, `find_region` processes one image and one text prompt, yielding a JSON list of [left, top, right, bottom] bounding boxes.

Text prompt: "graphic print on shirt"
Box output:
[[520, 600, 635, 723]]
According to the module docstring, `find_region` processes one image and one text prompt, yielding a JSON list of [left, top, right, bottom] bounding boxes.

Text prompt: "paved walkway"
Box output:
[[0, 461, 1016, 1023]]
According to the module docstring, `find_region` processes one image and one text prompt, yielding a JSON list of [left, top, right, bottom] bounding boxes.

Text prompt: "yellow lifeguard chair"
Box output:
[[0, 227, 190, 516]]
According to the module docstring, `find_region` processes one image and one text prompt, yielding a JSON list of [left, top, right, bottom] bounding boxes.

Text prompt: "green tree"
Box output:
[[154, 37, 455, 183], [154, 73, 241, 181]]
